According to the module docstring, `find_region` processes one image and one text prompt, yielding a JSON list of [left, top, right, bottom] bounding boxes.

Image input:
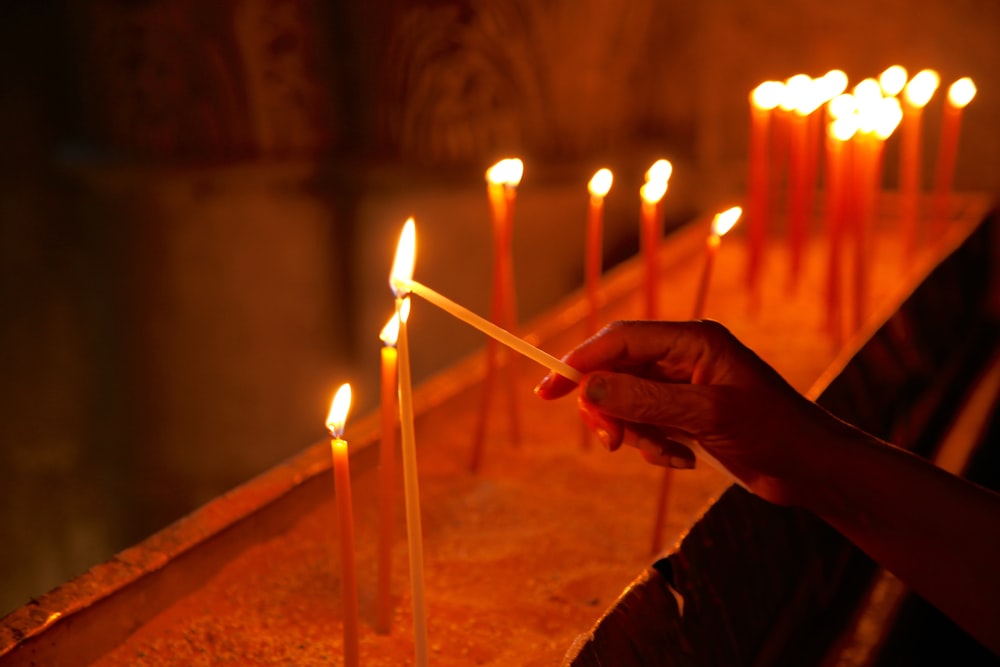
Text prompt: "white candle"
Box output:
[[399, 276, 582, 383], [389, 222, 429, 667]]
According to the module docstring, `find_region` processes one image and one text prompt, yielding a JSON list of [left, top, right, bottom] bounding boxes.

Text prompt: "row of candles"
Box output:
[[746, 66, 976, 334], [325, 155, 744, 664], [323, 63, 978, 663]]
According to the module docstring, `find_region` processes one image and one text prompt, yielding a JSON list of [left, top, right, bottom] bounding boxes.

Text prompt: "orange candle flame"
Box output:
[[326, 383, 353, 439], [390, 218, 416, 296], [751, 81, 784, 110], [947, 77, 976, 108], [780, 74, 811, 112], [644, 159, 673, 185], [828, 93, 857, 120], [640, 178, 667, 205], [819, 70, 849, 101], [903, 69, 940, 108], [874, 97, 903, 139], [380, 300, 410, 347], [830, 115, 860, 142], [711, 206, 742, 237], [588, 168, 613, 198], [486, 158, 524, 187], [879, 65, 908, 97]]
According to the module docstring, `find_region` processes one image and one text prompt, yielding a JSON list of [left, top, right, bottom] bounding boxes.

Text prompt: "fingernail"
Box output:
[[668, 456, 695, 470], [584, 376, 609, 404], [595, 427, 612, 450], [533, 373, 553, 395]]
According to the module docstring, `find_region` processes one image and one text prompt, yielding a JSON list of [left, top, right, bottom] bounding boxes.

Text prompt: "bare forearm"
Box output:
[[801, 428, 1000, 654]]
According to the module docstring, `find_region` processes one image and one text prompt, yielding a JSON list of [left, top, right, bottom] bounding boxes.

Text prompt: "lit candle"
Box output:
[[932, 77, 976, 227], [878, 65, 908, 97], [478, 157, 525, 455], [824, 116, 858, 342], [391, 220, 581, 383], [746, 81, 783, 305], [326, 383, 359, 667], [900, 69, 940, 259], [388, 221, 429, 667], [639, 166, 669, 319], [586, 168, 613, 334], [648, 206, 741, 555], [376, 307, 404, 634], [783, 74, 812, 292], [692, 206, 742, 319]]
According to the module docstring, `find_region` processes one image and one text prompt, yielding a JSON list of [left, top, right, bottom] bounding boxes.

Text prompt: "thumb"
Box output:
[[580, 372, 717, 436]]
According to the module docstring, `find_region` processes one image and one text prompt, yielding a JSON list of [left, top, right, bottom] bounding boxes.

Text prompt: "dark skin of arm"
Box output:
[[535, 320, 1000, 655]]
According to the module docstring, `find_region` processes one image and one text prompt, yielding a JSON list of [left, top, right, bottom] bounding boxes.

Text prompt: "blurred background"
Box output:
[[1, 0, 998, 617]]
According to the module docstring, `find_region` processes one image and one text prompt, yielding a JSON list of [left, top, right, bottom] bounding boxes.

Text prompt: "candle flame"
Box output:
[[819, 70, 849, 101], [780, 74, 811, 112], [379, 302, 409, 347], [874, 97, 903, 139], [751, 81, 784, 110], [854, 79, 884, 133], [878, 65, 908, 96], [712, 206, 742, 237], [947, 77, 976, 108], [389, 218, 416, 296], [827, 93, 857, 120], [644, 159, 673, 185], [640, 178, 667, 205], [486, 158, 524, 187], [903, 69, 940, 108], [326, 383, 352, 439], [588, 168, 613, 198], [829, 115, 859, 142]]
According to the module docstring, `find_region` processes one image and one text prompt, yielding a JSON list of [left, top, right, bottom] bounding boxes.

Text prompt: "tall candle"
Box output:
[[376, 308, 404, 635], [586, 168, 613, 334], [639, 173, 668, 319], [747, 81, 783, 305], [389, 221, 429, 667], [326, 383, 359, 667], [932, 77, 976, 228], [477, 158, 524, 458], [692, 207, 742, 319], [783, 74, 812, 292], [649, 206, 741, 555], [900, 69, 940, 259], [824, 116, 857, 342]]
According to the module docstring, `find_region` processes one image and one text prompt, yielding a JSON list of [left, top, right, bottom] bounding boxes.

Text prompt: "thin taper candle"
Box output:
[[395, 296, 429, 667], [376, 311, 403, 634], [326, 384, 359, 667], [398, 277, 582, 383]]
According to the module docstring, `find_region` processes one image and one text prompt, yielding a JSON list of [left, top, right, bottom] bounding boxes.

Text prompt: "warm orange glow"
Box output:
[[644, 159, 673, 185], [640, 178, 667, 205], [879, 65, 908, 96], [854, 79, 883, 133], [903, 69, 940, 108], [828, 94, 856, 120], [947, 77, 976, 108], [712, 206, 742, 237], [380, 300, 409, 347], [780, 74, 811, 112], [389, 218, 416, 296], [751, 81, 784, 110], [829, 116, 859, 142], [486, 158, 524, 187], [874, 97, 903, 139], [326, 383, 353, 438], [819, 70, 849, 101], [588, 168, 613, 198]]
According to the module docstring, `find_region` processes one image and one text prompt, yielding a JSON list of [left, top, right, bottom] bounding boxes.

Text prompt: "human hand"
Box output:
[[535, 320, 858, 507]]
